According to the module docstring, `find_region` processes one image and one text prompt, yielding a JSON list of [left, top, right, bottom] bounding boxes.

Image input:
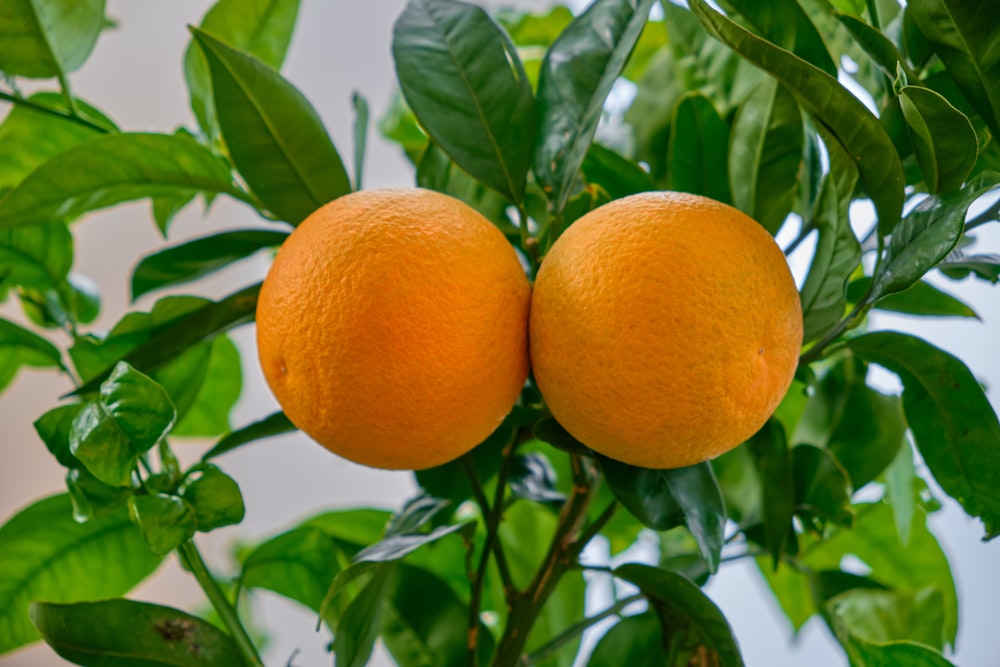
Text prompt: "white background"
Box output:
[[1, 1, 998, 666]]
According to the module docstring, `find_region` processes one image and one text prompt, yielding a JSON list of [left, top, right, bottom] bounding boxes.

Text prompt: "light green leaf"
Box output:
[[128, 494, 196, 557], [99, 361, 176, 452], [192, 28, 351, 224], [333, 567, 393, 667], [898, 85, 978, 193], [0, 221, 72, 290], [668, 92, 731, 203], [171, 335, 242, 438], [0, 0, 105, 77], [0, 494, 162, 654], [178, 464, 245, 532], [0, 317, 62, 391], [848, 277, 979, 319], [829, 586, 947, 650], [0, 132, 242, 229], [69, 402, 135, 487], [884, 440, 917, 546], [352, 91, 369, 190]]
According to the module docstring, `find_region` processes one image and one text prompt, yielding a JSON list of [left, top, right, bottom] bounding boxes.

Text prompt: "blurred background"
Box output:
[[1, 1, 998, 665]]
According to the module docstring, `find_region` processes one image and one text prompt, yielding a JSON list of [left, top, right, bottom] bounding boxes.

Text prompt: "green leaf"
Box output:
[[908, 0, 1000, 137], [65, 466, 134, 522], [0, 92, 111, 188], [615, 563, 744, 667], [415, 415, 511, 504], [128, 494, 197, 557], [586, 612, 664, 667], [179, 464, 245, 532], [382, 565, 495, 667], [728, 79, 803, 234], [799, 154, 862, 343], [747, 420, 793, 570], [0, 317, 62, 391], [884, 440, 918, 546], [689, 0, 905, 233], [415, 142, 516, 233], [792, 444, 854, 528], [334, 567, 393, 667], [721, 0, 837, 76], [352, 523, 472, 566], [191, 28, 351, 224], [871, 172, 1000, 300], [392, 0, 535, 204], [184, 0, 302, 140], [0, 0, 105, 77], [171, 335, 242, 438], [0, 132, 242, 229], [844, 637, 958, 667], [898, 86, 978, 193], [509, 452, 565, 506], [834, 11, 916, 80], [829, 586, 947, 650], [352, 91, 369, 190], [600, 457, 725, 573], [937, 248, 1000, 283], [34, 403, 84, 468], [131, 229, 287, 301], [580, 143, 655, 200], [69, 402, 136, 486], [848, 277, 979, 319], [203, 410, 296, 460], [0, 221, 72, 290], [30, 598, 244, 666], [667, 92, 731, 203], [847, 331, 1000, 540], [0, 494, 162, 654], [533, 0, 656, 212], [100, 361, 177, 452], [72, 282, 260, 395]]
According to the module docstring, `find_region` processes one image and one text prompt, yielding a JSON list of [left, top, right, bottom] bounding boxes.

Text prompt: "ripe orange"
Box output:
[[529, 191, 802, 469], [256, 188, 531, 470]]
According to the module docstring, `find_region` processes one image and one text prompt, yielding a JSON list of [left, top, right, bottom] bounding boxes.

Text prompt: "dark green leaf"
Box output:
[[34, 403, 84, 468], [0, 132, 243, 229], [0, 317, 62, 391], [352, 91, 369, 190], [0, 93, 109, 188], [100, 361, 177, 452], [728, 79, 803, 234], [829, 586, 947, 651], [689, 0, 905, 232], [871, 172, 1000, 299], [747, 420, 793, 570], [615, 563, 744, 667], [69, 402, 136, 487], [382, 565, 495, 667], [586, 612, 663, 667], [667, 92, 731, 203], [908, 0, 1000, 137], [580, 143, 655, 200], [66, 467, 134, 522], [534, 0, 656, 212], [600, 457, 725, 573], [203, 410, 296, 460], [184, 0, 302, 140], [30, 598, 244, 666], [386, 495, 451, 536], [128, 494, 196, 557], [835, 11, 916, 80], [509, 452, 565, 506], [171, 335, 242, 438], [792, 444, 854, 528], [333, 567, 393, 667], [938, 248, 1000, 283], [179, 464, 245, 532], [898, 86, 977, 193], [131, 229, 286, 300], [721, 0, 837, 76], [392, 0, 535, 203], [848, 277, 979, 319], [192, 28, 350, 224], [0, 0, 105, 77], [72, 282, 260, 396], [0, 494, 161, 654], [848, 331, 1000, 540], [0, 221, 72, 290]]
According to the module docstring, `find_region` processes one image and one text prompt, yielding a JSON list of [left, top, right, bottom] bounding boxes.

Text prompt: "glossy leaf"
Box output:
[[0, 221, 72, 290], [192, 28, 351, 224], [509, 452, 565, 506], [586, 612, 664, 667], [170, 334, 242, 438], [0, 0, 105, 77], [689, 0, 905, 232], [99, 361, 177, 452], [0, 317, 62, 391], [393, 0, 534, 203], [848, 331, 1000, 540], [668, 92, 731, 203], [792, 444, 853, 528], [128, 494, 196, 557], [184, 0, 301, 139], [352, 523, 472, 566], [30, 598, 244, 666], [908, 0, 1000, 137], [179, 464, 245, 532], [534, 0, 656, 212], [0, 132, 242, 229], [203, 410, 296, 460], [747, 420, 793, 570], [0, 494, 161, 654], [871, 172, 1000, 300], [937, 248, 1000, 283], [65, 467, 134, 523], [0, 93, 111, 188], [721, 0, 836, 76], [848, 277, 979, 319], [615, 563, 744, 667], [131, 229, 287, 301], [600, 457, 725, 572], [898, 86, 977, 193], [835, 11, 916, 80], [69, 402, 137, 487], [34, 403, 84, 468], [728, 79, 803, 234]]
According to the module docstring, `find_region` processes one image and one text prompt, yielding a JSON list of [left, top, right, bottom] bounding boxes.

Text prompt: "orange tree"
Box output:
[[1, 1, 999, 666]]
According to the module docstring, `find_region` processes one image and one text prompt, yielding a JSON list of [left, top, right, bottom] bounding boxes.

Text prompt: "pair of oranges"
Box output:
[[255, 188, 802, 471]]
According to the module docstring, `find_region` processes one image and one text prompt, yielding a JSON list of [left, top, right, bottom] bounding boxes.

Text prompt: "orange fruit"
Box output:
[[529, 191, 802, 469], [256, 188, 530, 470]]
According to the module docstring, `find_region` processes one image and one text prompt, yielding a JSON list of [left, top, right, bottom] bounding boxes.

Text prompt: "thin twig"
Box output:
[[460, 455, 514, 592]]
